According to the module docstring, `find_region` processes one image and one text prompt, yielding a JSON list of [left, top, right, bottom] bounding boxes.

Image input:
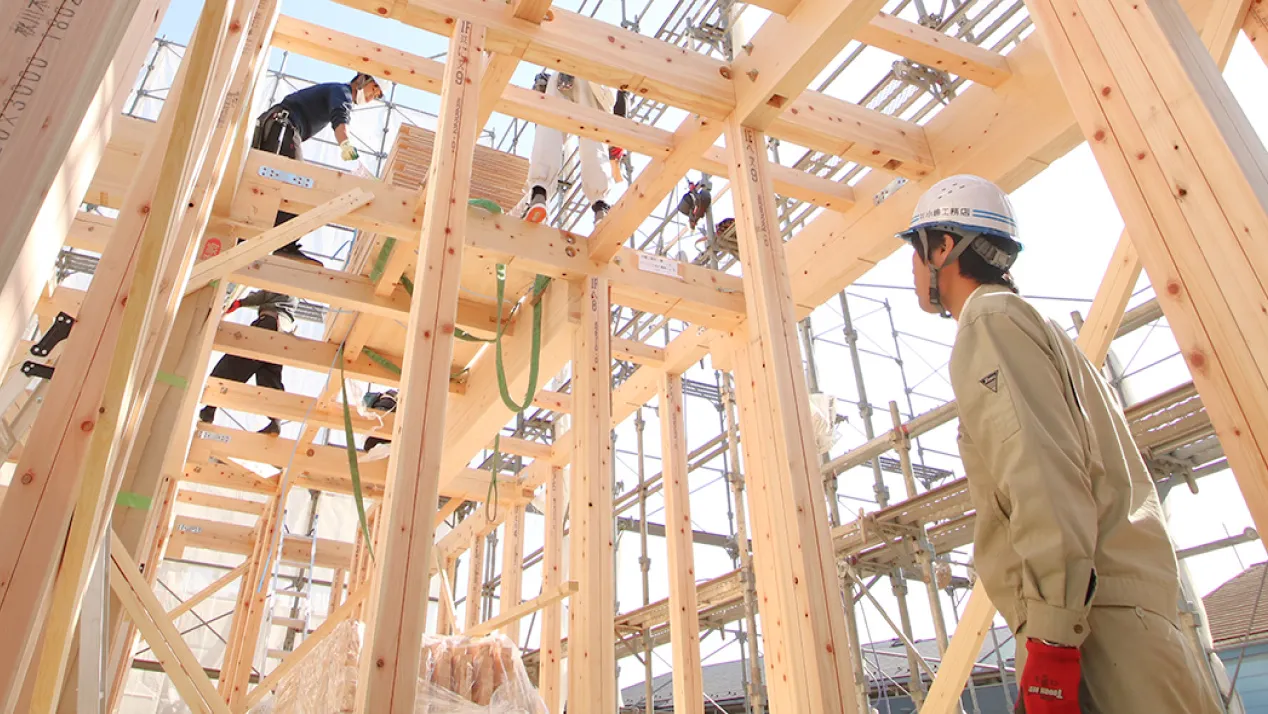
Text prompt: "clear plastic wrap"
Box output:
[[416, 634, 544, 713], [248, 619, 361, 714], [247, 626, 543, 714]]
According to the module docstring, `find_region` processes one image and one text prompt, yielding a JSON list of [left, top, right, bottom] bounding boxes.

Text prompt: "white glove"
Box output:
[[340, 139, 359, 161]]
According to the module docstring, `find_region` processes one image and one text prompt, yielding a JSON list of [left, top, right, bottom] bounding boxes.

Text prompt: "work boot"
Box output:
[[273, 241, 324, 267], [198, 406, 215, 424], [258, 418, 282, 436], [524, 186, 548, 224], [592, 200, 610, 222]]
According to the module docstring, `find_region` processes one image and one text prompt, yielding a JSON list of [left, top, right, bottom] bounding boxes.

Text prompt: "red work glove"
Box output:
[[608, 145, 625, 161], [225, 299, 243, 315], [1018, 640, 1081, 714]]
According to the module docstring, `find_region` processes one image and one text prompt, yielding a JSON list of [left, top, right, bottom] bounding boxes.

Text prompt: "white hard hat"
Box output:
[[900, 174, 1019, 242]]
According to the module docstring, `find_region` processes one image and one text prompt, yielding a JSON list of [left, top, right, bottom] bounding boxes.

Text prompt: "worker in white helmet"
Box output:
[[900, 175, 1223, 713]]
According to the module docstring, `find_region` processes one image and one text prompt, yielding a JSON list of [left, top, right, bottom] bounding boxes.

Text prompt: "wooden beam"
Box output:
[[166, 562, 250, 620], [183, 461, 278, 495], [568, 275, 617, 710], [0, 1, 247, 705], [201, 377, 395, 438], [185, 188, 373, 292], [538, 466, 565, 714], [212, 322, 404, 387], [920, 580, 997, 713], [659, 372, 704, 714], [0, 0, 167, 370], [854, 13, 1013, 88], [731, 0, 889, 129], [240, 584, 371, 710], [497, 505, 526, 641], [175, 490, 266, 515], [467, 581, 577, 639], [356, 20, 485, 714], [463, 532, 488, 631], [725, 120, 858, 713], [107, 532, 231, 714]]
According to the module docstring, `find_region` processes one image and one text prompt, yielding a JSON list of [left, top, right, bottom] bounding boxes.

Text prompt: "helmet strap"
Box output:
[[919, 228, 978, 319]]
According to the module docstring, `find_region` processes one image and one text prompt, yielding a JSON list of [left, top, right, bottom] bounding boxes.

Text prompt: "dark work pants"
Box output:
[[252, 107, 303, 248], [201, 315, 284, 422]]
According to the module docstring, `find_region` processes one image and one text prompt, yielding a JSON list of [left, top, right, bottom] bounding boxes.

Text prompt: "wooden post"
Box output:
[[498, 505, 526, 642], [464, 534, 488, 631], [923, 4, 1256, 709], [355, 19, 484, 714], [724, 119, 858, 714], [568, 276, 616, 712], [539, 466, 565, 714], [0, 0, 168, 366], [437, 556, 458, 635], [219, 488, 286, 707], [659, 373, 704, 714], [1246, 0, 1268, 65], [0, 1, 246, 706]]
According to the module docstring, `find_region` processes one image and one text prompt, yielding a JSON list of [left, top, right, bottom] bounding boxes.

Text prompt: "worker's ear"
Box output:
[[929, 232, 955, 265]]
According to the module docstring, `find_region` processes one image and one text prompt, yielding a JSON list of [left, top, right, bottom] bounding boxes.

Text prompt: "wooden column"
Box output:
[[355, 19, 484, 714], [437, 556, 458, 635], [924, 4, 1260, 710], [0, 0, 168, 366], [464, 535, 487, 631], [498, 505, 526, 642], [568, 276, 616, 712], [0, 1, 245, 707], [219, 489, 285, 707], [1246, 0, 1268, 65], [1033, 0, 1268, 585], [724, 119, 858, 714], [538, 466, 566, 714], [659, 373, 704, 714]]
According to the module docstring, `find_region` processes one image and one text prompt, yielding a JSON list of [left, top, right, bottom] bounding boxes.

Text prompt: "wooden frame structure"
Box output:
[[1, 0, 1267, 710]]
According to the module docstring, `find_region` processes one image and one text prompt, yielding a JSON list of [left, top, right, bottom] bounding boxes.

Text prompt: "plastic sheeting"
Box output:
[[416, 634, 544, 713], [248, 625, 544, 714]]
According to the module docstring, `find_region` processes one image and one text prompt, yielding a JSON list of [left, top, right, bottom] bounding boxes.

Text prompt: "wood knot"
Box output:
[[20, 471, 34, 485], [81, 420, 95, 432], [1101, 86, 1112, 97], [1092, 130, 1105, 142]]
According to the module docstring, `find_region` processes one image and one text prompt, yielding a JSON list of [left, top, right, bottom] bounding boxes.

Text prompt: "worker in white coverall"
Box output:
[[900, 175, 1225, 714], [521, 71, 622, 224]]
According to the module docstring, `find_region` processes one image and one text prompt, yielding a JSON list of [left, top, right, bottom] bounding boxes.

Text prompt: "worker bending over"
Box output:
[[361, 388, 397, 455], [901, 175, 1222, 713], [199, 290, 299, 436], [252, 72, 383, 262], [521, 71, 625, 224]]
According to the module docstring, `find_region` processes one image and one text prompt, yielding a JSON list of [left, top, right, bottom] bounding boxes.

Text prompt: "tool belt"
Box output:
[[253, 105, 301, 154]]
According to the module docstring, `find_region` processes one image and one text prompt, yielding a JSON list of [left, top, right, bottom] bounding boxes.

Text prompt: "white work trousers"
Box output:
[[527, 73, 614, 206]]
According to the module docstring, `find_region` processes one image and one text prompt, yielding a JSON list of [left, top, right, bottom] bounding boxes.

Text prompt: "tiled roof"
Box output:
[[1204, 562, 1268, 649]]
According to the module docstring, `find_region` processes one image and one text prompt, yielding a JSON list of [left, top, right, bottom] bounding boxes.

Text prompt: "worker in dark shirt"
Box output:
[[361, 389, 397, 453], [252, 72, 383, 262], [198, 290, 299, 435]]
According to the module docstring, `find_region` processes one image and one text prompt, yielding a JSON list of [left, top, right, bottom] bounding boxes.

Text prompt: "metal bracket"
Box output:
[[873, 176, 908, 206], [196, 430, 231, 443], [257, 165, 315, 189], [21, 361, 54, 380], [31, 311, 75, 357]]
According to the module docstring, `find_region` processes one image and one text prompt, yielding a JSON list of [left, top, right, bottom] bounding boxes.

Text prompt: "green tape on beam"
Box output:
[[116, 491, 152, 510], [155, 371, 188, 390], [362, 347, 402, 376]]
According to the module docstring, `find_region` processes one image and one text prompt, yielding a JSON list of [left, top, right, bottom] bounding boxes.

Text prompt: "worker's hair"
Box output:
[[351, 72, 375, 87], [916, 231, 1019, 293]]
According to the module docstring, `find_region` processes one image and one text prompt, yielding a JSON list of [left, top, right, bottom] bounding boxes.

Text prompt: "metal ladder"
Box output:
[[264, 512, 319, 669]]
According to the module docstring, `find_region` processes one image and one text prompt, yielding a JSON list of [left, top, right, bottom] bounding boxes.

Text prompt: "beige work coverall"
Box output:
[[950, 285, 1223, 713]]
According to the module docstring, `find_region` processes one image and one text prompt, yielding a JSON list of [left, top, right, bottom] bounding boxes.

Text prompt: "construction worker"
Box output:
[[521, 71, 625, 224], [252, 72, 383, 262], [198, 290, 298, 435], [900, 175, 1223, 713]]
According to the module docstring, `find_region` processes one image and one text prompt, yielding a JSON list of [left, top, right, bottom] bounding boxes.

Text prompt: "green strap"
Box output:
[[494, 265, 551, 413], [362, 347, 402, 376], [338, 345, 375, 562], [486, 435, 501, 523], [116, 491, 152, 510], [369, 238, 397, 283], [155, 371, 188, 390]]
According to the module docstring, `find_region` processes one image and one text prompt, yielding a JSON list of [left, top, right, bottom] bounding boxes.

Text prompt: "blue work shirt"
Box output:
[[279, 82, 354, 141]]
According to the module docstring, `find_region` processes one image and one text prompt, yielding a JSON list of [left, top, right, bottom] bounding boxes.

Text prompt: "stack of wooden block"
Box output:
[[417, 634, 540, 711]]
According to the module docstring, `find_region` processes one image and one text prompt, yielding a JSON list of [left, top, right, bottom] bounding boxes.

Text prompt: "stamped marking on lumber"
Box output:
[[0, 1, 82, 154]]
